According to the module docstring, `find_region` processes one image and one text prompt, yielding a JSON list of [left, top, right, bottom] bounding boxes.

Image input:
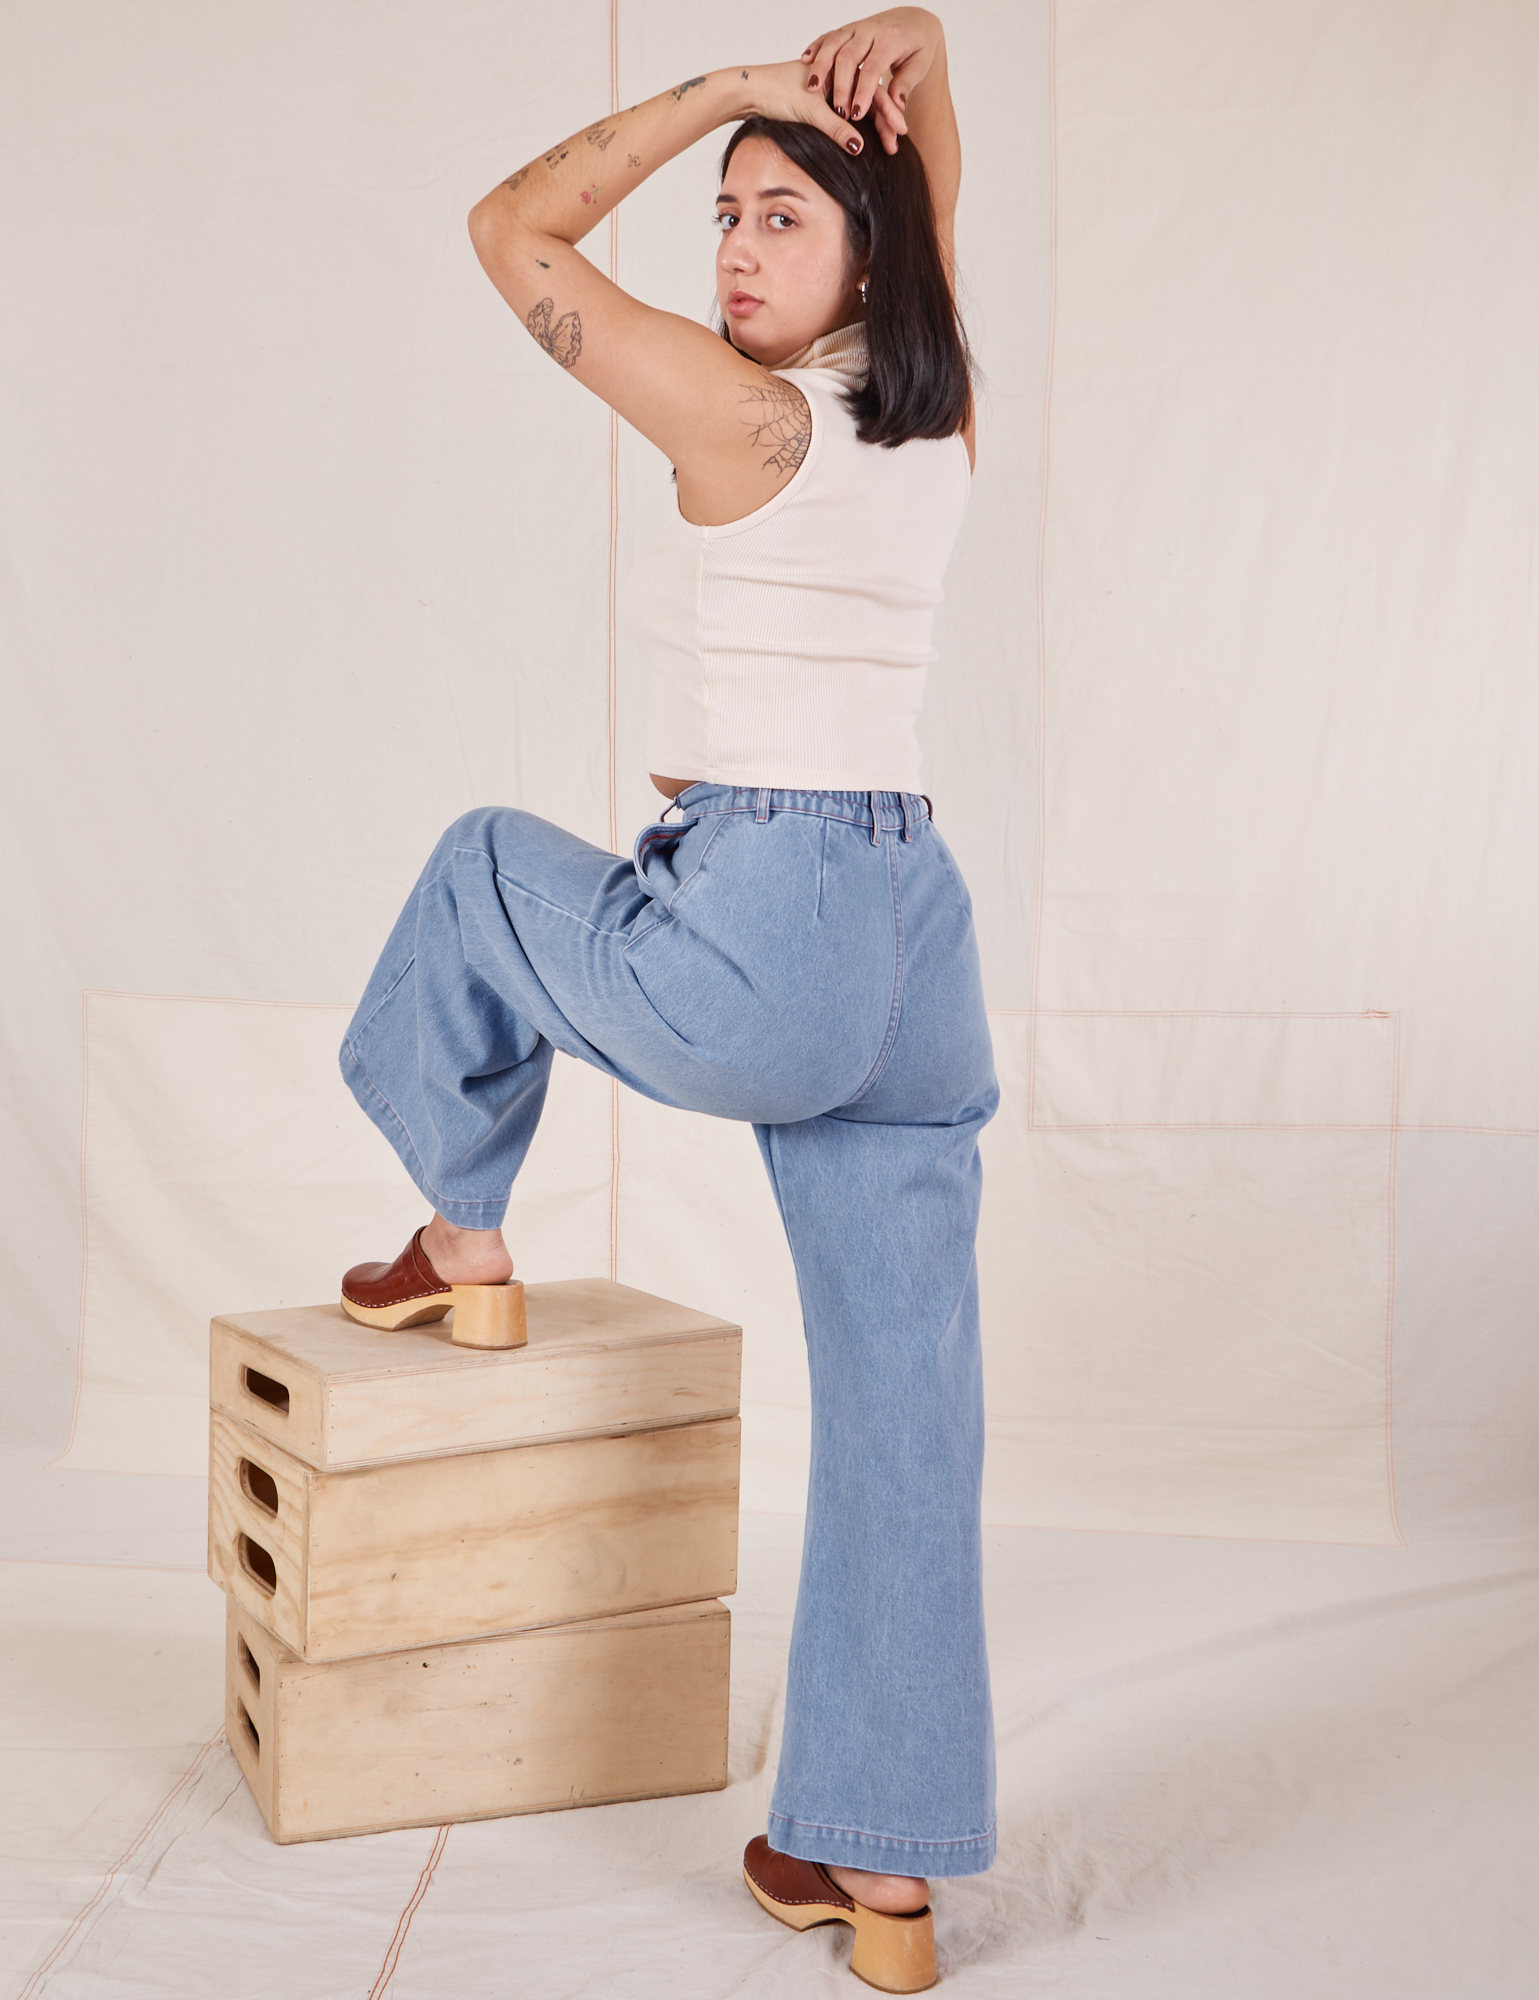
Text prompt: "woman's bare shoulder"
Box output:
[[473, 213, 807, 519]]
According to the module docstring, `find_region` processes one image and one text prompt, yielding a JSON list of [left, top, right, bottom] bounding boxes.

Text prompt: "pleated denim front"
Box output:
[[340, 784, 999, 1876]]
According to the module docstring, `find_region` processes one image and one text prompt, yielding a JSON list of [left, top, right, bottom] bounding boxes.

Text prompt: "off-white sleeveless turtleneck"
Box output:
[[623, 323, 971, 791]]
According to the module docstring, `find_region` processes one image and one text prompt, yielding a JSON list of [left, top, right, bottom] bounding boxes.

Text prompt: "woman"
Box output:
[[337, 11, 993, 1990]]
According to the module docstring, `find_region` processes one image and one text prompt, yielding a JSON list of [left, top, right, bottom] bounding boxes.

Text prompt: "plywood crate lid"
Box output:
[[210, 1277, 741, 1472]]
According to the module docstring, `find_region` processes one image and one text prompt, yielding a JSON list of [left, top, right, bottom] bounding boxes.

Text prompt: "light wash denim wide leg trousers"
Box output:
[[340, 784, 999, 1877]]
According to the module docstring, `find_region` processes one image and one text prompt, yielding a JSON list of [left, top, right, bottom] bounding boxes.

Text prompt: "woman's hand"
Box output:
[[746, 59, 868, 152], [801, 10, 943, 155]]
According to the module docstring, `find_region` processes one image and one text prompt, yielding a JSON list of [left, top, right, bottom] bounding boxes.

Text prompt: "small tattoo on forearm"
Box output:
[[544, 145, 569, 168], [740, 382, 811, 476], [627, 153, 641, 167], [503, 166, 529, 192], [536, 259, 549, 268], [526, 296, 583, 369], [669, 75, 706, 102], [585, 123, 616, 150], [742, 69, 749, 79]]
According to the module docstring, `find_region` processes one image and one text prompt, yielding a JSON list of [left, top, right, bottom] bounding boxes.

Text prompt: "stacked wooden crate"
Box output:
[[207, 1279, 741, 1842]]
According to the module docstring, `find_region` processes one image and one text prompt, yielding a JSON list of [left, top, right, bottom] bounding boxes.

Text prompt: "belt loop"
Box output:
[[900, 792, 917, 842], [868, 789, 881, 846], [921, 793, 934, 826], [755, 787, 771, 824]]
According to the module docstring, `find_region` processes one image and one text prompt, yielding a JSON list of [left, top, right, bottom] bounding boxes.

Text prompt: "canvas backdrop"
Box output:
[[5, 7, 1539, 1998], [3, 0, 1537, 1548]]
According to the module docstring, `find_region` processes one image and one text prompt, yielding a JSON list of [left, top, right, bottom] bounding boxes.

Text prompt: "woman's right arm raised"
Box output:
[[801, 11, 972, 462], [468, 67, 854, 489], [802, 11, 959, 269]]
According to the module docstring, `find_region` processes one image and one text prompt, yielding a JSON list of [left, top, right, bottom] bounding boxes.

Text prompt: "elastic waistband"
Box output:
[[668, 784, 933, 844]]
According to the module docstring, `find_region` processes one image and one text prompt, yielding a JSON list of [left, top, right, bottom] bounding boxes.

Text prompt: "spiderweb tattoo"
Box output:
[[739, 381, 811, 475]]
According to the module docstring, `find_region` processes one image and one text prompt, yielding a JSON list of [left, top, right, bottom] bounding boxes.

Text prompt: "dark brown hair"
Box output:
[[719, 113, 973, 448]]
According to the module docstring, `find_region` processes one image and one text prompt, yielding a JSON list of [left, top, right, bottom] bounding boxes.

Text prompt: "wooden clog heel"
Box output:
[[448, 1278, 527, 1349], [742, 1836, 937, 1993], [845, 1902, 937, 1995], [341, 1228, 527, 1348]]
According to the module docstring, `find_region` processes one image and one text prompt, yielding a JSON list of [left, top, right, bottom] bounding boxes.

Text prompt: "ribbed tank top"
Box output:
[[623, 323, 971, 791]]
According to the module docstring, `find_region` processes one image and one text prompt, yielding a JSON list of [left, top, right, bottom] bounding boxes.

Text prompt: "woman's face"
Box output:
[[715, 137, 865, 366]]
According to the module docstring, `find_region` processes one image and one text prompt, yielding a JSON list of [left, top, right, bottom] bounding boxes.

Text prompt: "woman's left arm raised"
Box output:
[[468, 68, 855, 476]]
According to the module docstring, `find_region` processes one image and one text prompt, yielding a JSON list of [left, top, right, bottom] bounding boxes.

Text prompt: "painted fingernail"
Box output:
[[809, 73, 819, 86], [847, 137, 861, 152]]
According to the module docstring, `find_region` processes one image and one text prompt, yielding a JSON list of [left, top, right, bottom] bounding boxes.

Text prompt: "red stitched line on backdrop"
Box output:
[[1384, 1012, 1405, 1543], [367, 1824, 452, 1999], [56, 988, 93, 1466], [16, 1729, 224, 1999], [1036, 1121, 1397, 1133], [1396, 1122, 1539, 1136], [1026, 0, 1058, 1133], [73, 987, 357, 1010], [607, 0, 621, 1284], [1006, 1006, 1398, 1020]]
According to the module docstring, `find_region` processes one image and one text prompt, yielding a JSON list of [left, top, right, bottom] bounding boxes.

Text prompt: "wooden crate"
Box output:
[[208, 1408, 739, 1661], [224, 1593, 731, 1843], [209, 1279, 741, 1473]]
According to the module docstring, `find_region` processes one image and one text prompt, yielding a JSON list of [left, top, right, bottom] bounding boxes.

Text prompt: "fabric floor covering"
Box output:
[[3, 1511, 1535, 1999]]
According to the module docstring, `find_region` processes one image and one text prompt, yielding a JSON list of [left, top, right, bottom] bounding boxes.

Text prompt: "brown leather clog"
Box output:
[[742, 1836, 936, 1992], [340, 1227, 526, 1349]]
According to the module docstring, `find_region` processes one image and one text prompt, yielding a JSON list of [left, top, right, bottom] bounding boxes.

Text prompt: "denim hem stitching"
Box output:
[[767, 1810, 997, 1852]]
